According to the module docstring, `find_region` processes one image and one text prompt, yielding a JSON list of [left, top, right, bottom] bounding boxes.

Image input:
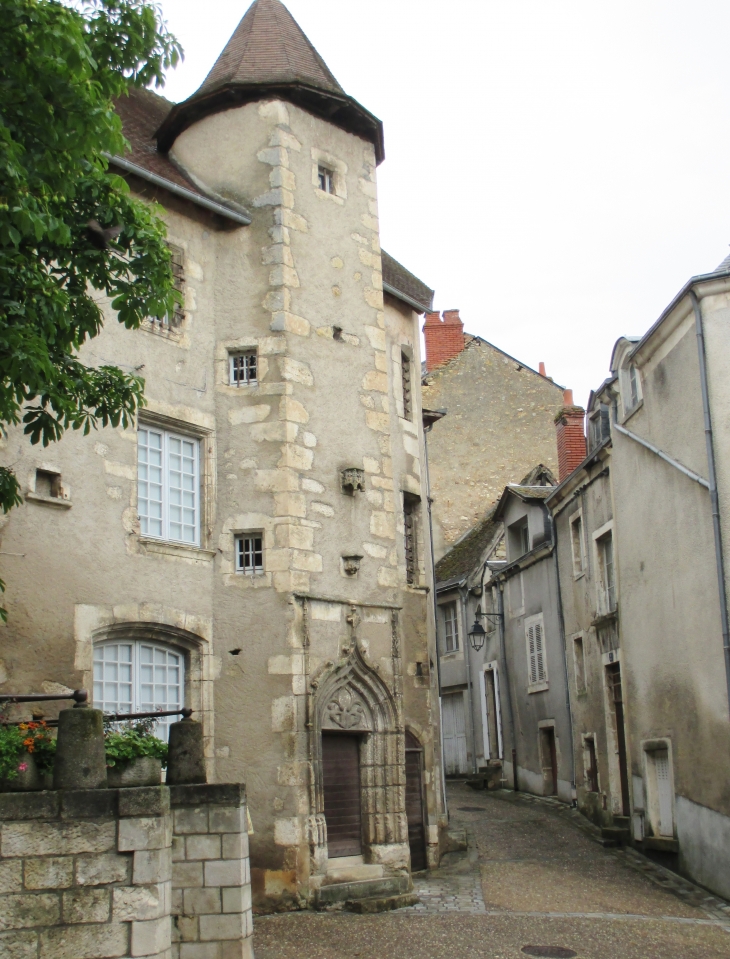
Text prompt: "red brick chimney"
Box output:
[[423, 309, 465, 371], [555, 389, 586, 482]]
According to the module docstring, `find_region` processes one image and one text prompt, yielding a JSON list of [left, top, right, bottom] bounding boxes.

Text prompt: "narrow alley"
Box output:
[[254, 784, 730, 959]]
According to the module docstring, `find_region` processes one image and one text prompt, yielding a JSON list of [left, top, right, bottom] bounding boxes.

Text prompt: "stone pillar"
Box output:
[[170, 784, 253, 959], [167, 718, 207, 786], [53, 705, 107, 789]]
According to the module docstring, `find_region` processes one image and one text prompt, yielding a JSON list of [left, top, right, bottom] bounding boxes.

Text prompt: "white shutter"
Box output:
[[441, 693, 468, 775], [535, 623, 546, 682], [527, 625, 538, 684], [655, 751, 674, 837]]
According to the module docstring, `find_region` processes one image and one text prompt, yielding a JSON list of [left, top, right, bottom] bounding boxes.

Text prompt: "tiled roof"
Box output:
[[381, 251, 434, 313], [114, 88, 211, 199], [506, 485, 554, 500], [714, 250, 730, 273], [198, 0, 344, 97], [435, 506, 501, 584], [155, 0, 384, 162]]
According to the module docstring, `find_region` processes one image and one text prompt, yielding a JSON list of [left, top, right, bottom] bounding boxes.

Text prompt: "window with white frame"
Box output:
[[596, 530, 616, 613], [570, 511, 586, 577], [138, 426, 200, 545], [318, 165, 335, 194], [442, 602, 459, 653], [229, 351, 257, 386], [93, 640, 184, 739], [235, 533, 264, 575], [525, 613, 548, 687]]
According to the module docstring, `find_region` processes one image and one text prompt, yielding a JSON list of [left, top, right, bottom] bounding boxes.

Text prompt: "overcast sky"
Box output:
[[157, 0, 730, 407]]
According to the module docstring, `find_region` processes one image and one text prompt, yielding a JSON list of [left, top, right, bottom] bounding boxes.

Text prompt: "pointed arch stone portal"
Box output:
[[310, 640, 409, 871]]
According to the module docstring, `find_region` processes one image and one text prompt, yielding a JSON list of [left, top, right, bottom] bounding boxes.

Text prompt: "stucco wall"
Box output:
[[0, 98, 443, 911], [422, 339, 564, 560]]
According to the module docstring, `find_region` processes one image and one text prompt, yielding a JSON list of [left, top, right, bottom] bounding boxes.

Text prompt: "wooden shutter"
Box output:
[[527, 625, 538, 684], [441, 693, 468, 775], [322, 734, 362, 857], [405, 747, 427, 871]]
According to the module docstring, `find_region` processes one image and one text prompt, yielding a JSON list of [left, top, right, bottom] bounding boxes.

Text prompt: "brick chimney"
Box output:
[[423, 309, 465, 371], [555, 389, 586, 482]]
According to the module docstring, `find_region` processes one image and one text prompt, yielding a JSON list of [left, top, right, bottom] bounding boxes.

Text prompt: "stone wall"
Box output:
[[0, 784, 252, 959], [422, 336, 564, 559]]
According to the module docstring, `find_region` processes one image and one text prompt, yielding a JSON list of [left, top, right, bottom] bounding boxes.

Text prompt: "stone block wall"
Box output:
[[0, 784, 253, 959], [170, 784, 252, 959]]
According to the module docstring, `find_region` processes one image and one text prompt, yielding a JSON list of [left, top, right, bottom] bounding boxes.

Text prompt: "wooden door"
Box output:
[[405, 732, 427, 871], [540, 727, 558, 795], [322, 734, 362, 857], [606, 664, 631, 816], [441, 692, 468, 775]]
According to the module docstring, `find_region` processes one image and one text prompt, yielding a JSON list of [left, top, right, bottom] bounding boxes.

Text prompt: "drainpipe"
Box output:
[[689, 290, 730, 712], [423, 421, 449, 815], [459, 585, 479, 775], [549, 509, 576, 802]]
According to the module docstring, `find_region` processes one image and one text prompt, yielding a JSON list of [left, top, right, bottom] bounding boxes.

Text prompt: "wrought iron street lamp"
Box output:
[[467, 604, 504, 651]]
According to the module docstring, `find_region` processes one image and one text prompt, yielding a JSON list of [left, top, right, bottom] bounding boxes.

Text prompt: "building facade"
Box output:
[[0, 0, 446, 911], [421, 312, 565, 561]]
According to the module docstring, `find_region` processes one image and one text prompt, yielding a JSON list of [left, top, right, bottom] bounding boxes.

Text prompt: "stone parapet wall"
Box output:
[[0, 784, 252, 959], [170, 784, 252, 959]]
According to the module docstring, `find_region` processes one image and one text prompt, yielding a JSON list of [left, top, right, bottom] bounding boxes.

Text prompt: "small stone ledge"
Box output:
[[60, 789, 118, 820], [0, 786, 173, 822], [169, 783, 246, 808], [0, 791, 60, 820], [118, 786, 170, 819]]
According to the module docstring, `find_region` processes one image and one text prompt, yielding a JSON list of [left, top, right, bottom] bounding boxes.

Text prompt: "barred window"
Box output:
[[236, 533, 264, 574], [404, 494, 419, 585], [230, 352, 257, 386], [401, 351, 412, 420]]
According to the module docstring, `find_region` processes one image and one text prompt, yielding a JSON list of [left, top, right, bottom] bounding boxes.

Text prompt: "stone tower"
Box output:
[[0, 0, 444, 911]]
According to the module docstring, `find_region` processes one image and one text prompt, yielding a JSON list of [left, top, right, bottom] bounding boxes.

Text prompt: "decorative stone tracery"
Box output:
[[309, 626, 408, 869]]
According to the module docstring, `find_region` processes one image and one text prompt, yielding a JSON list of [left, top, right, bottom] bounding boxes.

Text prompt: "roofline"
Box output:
[[546, 437, 611, 507], [422, 333, 565, 391], [108, 155, 252, 225], [156, 82, 385, 163], [383, 282, 431, 315], [628, 269, 730, 363]]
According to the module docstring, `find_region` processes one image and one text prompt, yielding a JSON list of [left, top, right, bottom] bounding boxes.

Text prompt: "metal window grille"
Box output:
[[93, 640, 184, 740], [164, 244, 185, 326], [443, 602, 459, 652], [404, 497, 418, 584], [138, 426, 199, 545], [318, 165, 334, 193], [401, 352, 412, 420], [236, 534, 264, 574], [230, 352, 257, 386]]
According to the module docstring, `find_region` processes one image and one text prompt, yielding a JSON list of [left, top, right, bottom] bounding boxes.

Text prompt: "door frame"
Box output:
[[479, 661, 504, 761], [405, 729, 428, 872]]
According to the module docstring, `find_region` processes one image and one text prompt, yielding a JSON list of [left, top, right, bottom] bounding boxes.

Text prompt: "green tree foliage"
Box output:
[[0, 0, 183, 522]]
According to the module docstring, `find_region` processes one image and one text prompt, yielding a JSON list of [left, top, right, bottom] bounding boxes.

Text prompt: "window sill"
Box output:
[[25, 492, 72, 509], [138, 537, 215, 562], [527, 681, 549, 694], [573, 571, 585, 582], [619, 399, 643, 425], [591, 608, 618, 628]]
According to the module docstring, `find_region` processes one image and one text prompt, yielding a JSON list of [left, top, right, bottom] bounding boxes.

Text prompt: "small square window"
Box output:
[[318, 166, 335, 194], [230, 352, 257, 386], [35, 469, 62, 499], [236, 533, 264, 575]]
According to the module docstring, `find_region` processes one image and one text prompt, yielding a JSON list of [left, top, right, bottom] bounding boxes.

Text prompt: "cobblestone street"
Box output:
[[254, 783, 730, 959]]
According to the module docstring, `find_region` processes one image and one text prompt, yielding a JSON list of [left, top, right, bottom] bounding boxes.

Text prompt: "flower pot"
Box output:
[[1, 751, 42, 791], [107, 755, 162, 788]]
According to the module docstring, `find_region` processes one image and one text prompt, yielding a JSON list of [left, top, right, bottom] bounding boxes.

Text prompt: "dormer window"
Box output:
[[628, 364, 640, 409], [318, 166, 335, 194]]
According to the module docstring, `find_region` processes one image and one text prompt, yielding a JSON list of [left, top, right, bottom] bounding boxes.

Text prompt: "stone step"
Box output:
[[315, 875, 410, 906], [344, 893, 419, 914], [324, 861, 385, 884], [601, 826, 630, 845]]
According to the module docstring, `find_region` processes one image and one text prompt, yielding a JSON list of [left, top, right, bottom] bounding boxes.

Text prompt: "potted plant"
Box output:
[[105, 718, 168, 787], [0, 719, 56, 791]]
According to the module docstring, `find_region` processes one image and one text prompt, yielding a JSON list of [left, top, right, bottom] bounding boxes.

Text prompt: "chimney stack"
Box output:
[[555, 388, 586, 482], [423, 309, 465, 371], [539, 362, 546, 377]]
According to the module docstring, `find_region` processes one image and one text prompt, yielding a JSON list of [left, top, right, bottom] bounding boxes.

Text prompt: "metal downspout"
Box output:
[[423, 423, 449, 814], [550, 510, 576, 800], [689, 290, 730, 712], [459, 584, 479, 775]]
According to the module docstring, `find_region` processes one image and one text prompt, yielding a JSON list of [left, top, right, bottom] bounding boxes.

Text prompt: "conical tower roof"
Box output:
[[156, 0, 384, 162]]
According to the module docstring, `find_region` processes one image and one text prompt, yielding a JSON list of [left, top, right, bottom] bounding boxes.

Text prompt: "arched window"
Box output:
[[93, 640, 184, 739]]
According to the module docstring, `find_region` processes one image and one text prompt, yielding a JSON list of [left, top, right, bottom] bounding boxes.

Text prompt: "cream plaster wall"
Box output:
[[0, 99, 443, 912]]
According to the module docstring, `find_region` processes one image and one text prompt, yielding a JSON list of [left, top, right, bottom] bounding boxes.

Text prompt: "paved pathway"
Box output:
[[254, 783, 730, 959]]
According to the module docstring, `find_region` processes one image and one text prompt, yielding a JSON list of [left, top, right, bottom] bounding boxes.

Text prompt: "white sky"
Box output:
[[157, 0, 730, 408]]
